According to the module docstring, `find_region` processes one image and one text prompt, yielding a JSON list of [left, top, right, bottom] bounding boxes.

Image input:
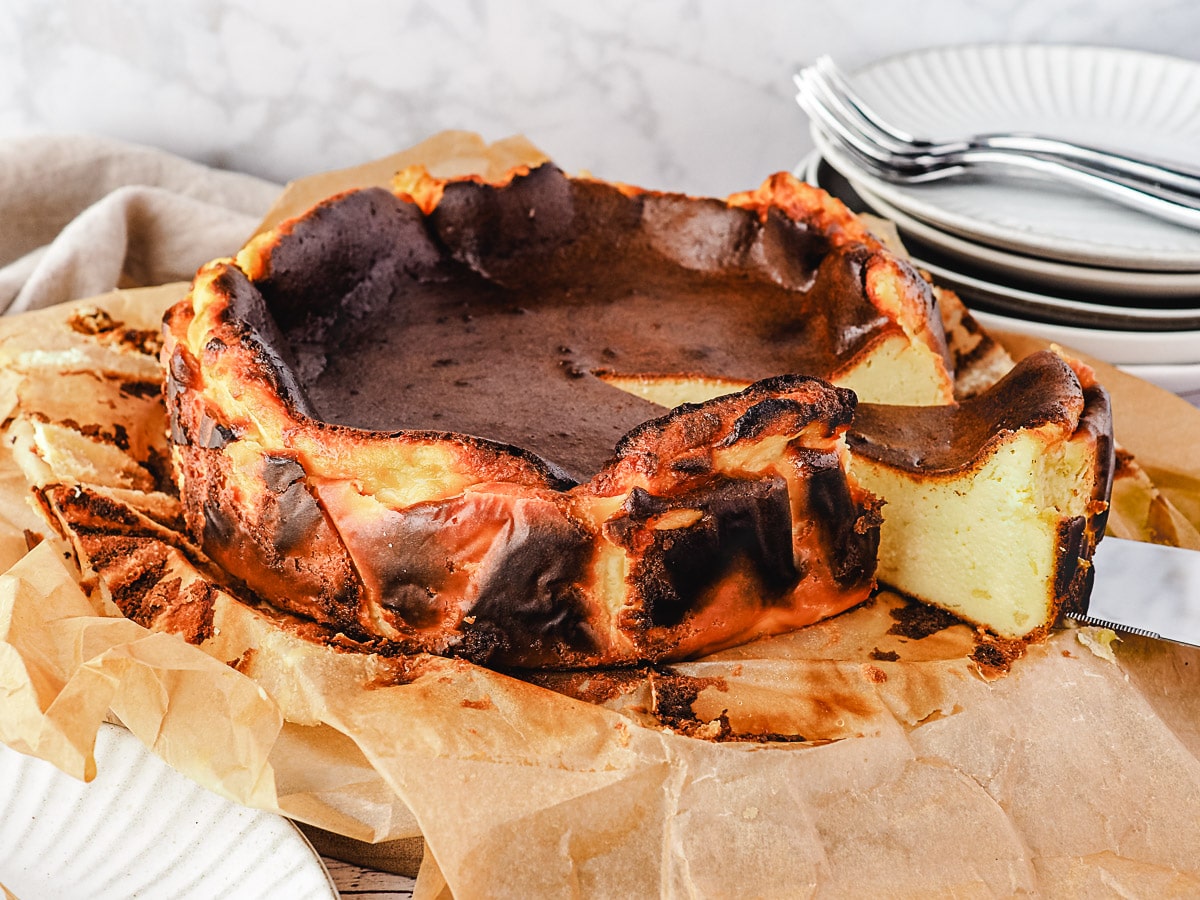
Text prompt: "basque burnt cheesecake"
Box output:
[[164, 164, 944, 668], [162, 162, 1112, 667]]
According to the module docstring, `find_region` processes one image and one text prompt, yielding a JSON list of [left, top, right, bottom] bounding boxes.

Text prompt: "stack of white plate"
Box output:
[[800, 44, 1200, 402]]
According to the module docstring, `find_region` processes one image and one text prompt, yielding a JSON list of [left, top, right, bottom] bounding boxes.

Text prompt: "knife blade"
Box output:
[[1073, 536, 1200, 648]]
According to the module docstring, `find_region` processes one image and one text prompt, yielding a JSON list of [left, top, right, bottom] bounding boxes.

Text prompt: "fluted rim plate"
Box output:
[[804, 153, 1200, 335], [0, 725, 337, 900], [847, 173, 1200, 300], [816, 44, 1200, 271]]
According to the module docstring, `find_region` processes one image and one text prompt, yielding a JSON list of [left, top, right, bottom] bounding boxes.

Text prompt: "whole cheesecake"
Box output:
[[162, 162, 1112, 667]]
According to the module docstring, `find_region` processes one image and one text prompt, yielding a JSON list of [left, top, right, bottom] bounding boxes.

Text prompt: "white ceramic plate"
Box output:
[[850, 176, 1200, 301], [0, 725, 338, 900], [803, 154, 1200, 332], [813, 44, 1200, 271], [915, 257, 1200, 332], [797, 151, 1200, 365]]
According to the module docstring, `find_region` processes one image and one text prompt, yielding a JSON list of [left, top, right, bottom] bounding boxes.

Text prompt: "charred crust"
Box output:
[[1054, 382, 1113, 621], [970, 634, 1029, 678], [805, 461, 882, 589], [193, 411, 237, 450], [344, 489, 597, 666], [646, 671, 808, 743], [449, 625, 508, 665], [209, 265, 318, 418], [849, 351, 1085, 474], [182, 446, 367, 637], [261, 454, 305, 493], [463, 534, 596, 663], [1080, 383, 1114, 540], [58, 419, 130, 451], [668, 452, 713, 476], [255, 186, 446, 330], [651, 673, 717, 724], [721, 398, 822, 445], [68, 307, 119, 335], [260, 456, 327, 556], [970, 642, 1007, 670], [429, 164, 579, 278], [168, 344, 201, 392], [1053, 516, 1088, 610], [888, 255, 952, 371], [1112, 446, 1137, 479], [887, 601, 964, 640], [46, 484, 152, 536], [518, 667, 651, 705], [82, 535, 166, 603], [608, 476, 800, 628], [612, 374, 854, 466], [118, 328, 164, 357], [117, 379, 162, 400]]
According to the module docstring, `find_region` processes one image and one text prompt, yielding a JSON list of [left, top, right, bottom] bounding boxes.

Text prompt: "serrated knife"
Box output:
[[1074, 536, 1200, 648]]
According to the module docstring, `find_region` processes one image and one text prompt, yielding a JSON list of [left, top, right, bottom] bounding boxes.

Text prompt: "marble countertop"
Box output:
[[4, 0, 1200, 196]]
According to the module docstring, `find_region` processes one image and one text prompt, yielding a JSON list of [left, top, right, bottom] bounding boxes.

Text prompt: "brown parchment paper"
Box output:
[[2, 134, 1200, 898]]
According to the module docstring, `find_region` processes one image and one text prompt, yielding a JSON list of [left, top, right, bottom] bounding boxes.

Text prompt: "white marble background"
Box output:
[[2, 0, 1199, 196]]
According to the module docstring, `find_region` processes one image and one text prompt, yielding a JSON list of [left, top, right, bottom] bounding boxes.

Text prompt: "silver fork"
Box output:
[[808, 56, 1200, 195], [795, 57, 1200, 229]]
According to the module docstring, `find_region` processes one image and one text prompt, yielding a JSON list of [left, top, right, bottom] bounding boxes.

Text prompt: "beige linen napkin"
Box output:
[[0, 135, 280, 313]]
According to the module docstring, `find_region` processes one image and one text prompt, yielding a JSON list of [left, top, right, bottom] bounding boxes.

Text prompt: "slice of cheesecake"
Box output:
[[847, 351, 1114, 639]]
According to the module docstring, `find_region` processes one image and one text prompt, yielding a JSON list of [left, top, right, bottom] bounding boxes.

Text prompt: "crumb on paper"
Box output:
[[1076, 626, 1121, 663], [861, 663, 888, 684]]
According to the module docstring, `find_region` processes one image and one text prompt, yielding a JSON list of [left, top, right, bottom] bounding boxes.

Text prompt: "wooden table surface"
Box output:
[[323, 857, 416, 898]]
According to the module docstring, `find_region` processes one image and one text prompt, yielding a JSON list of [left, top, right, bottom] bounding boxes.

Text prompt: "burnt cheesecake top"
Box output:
[[850, 349, 1113, 482], [223, 163, 948, 481]]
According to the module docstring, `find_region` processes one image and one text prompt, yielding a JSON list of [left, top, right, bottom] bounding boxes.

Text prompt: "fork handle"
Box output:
[[980, 134, 1200, 200], [951, 149, 1200, 229]]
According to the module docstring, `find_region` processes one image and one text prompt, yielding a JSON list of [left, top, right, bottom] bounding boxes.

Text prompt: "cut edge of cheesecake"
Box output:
[[847, 350, 1114, 640]]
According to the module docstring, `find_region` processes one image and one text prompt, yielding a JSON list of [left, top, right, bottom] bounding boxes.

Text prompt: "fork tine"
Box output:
[[805, 60, 924, 157], [799, 104, 957, 186], [795, 70, 884, 165], [796, 58, 1200, 219], [813, 57, 923, 149], [795, 68, 925, 170]]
